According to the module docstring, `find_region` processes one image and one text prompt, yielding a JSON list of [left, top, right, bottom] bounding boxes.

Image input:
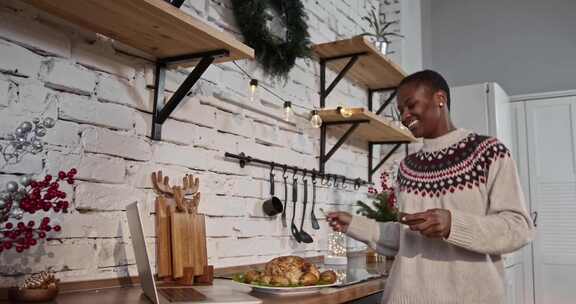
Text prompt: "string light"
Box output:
[[283, 101, 294, 121], [232, 61, 315, 113], [337, 105, 353, 118], [310, 110, 322, 128], [249, 79, 259, 102], [391, 120, 406, 130], [328, 231, 347, 257]]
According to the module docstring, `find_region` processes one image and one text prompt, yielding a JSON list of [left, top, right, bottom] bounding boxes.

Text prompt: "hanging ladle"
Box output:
[[310, 171, 320, 230], [262, 163, 283, 216], [290, 168, 302, 242], [298, 173, 313, 243]]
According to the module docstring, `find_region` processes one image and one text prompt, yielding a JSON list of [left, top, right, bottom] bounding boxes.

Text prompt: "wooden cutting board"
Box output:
[[191, 213, 206, 276], [198, 214, 208, 267], [170, 205, 187, 278], [184, 212, 199, 276], [155, 197, 172, 278]]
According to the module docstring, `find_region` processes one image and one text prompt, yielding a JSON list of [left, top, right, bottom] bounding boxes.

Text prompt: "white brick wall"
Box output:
[[0, 78, 13, 107], [0, 39, 42, 77], [81, 126, 151, 161], [60, 92, 135, 130], [40, 59, 97, 95], [0, 0, 386, 285]]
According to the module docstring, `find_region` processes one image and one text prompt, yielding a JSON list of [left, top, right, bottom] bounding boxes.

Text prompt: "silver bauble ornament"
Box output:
[[13, 191, 25, 201], [19, 121, 33, 133], [6, 181, 18, 193], [32, 140, 43, 149], [19, 175, 32, 186], [0, 200, 5, 209], [14, 127, 27, 138], [35, 126, 47, 137], [11, 209, 23, 220], [0, 191, 9, 200], [13, 138, 26, 150], [43, 117, 56, 128], [33, 117, 40, 124]]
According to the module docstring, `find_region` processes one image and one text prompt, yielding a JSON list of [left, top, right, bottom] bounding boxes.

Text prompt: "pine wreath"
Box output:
[[231, 0, 311, 79]]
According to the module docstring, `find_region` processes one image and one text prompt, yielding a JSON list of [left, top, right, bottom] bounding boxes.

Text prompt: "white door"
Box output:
[[510, 101, 535, 304], [526, 96, 576, 304]]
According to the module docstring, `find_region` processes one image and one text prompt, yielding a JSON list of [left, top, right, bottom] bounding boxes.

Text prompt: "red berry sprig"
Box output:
[[0, 169, 76, 253]]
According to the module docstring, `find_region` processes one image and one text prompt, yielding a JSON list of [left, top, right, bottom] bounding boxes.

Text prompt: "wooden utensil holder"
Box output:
[[152, 171, 213, 285]]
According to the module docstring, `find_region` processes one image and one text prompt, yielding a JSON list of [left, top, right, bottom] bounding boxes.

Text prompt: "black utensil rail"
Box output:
[[224, 152, 370, 189]]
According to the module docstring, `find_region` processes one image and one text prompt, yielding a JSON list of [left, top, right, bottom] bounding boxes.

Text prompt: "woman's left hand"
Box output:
[[402, 209, 452, 238]]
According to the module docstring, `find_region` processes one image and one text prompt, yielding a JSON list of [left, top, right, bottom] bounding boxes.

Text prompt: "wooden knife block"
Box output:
[[155, 196, 213, 285]]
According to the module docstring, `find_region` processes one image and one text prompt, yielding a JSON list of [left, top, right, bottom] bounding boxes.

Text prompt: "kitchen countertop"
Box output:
[[1, 257, 390, 304]]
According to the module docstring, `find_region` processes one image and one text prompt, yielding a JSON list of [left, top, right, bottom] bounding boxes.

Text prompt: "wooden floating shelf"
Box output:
[[319, 107, 417, 143], [23, 0, 254, 66], [313, 36, 406, 90]]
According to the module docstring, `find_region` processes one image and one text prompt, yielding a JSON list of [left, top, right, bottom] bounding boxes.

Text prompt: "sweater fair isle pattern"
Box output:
[[346, 129, 534, 304]]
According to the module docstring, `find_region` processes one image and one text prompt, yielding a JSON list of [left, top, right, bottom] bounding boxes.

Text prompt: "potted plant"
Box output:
[[360, 9, 403, 54], [356, 169, 399, 264]]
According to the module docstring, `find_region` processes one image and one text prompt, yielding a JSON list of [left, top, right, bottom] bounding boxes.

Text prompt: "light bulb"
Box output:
[[283, 101, 294, 121], [392, 120, 406, 130], [337, 105, 353, 118], [249, 79, 258, 102], [310, 110, 322, 128]]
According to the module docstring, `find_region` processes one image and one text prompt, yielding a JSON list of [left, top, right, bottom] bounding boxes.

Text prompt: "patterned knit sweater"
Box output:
[[347, 129, 534, 304]]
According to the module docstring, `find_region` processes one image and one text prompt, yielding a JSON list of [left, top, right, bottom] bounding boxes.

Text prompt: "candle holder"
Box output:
[[325, 231, 348, 265]]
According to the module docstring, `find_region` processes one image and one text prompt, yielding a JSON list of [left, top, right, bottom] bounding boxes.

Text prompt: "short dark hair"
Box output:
[[398, 70, 451, 109]]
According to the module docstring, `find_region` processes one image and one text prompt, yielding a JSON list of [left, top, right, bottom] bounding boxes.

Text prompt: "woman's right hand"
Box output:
[[326, 211, 352, 233]]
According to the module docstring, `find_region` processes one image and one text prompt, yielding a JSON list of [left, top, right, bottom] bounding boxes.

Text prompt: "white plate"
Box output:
[[232, 281, 340, 296]]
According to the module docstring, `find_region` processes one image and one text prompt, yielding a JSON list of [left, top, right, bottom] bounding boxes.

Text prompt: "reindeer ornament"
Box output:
[[151, 171, 213, 285]]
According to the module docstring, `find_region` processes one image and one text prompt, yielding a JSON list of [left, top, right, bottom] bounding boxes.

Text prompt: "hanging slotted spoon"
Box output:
[[298, 178, 313, 243], [290, 172, 302, 242], [281, 168, 288, 228]]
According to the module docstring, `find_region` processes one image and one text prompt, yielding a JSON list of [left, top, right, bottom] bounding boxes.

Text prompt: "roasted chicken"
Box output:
[[241, 255, 338, 287]]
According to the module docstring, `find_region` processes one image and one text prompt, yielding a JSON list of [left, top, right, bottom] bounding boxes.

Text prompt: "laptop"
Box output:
[[127, 202, 261, 304]]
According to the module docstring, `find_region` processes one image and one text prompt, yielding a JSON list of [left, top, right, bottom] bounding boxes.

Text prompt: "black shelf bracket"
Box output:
[[165, 0, 186, 8], [151, 49, 229, 140], [321, 119, 370, 167], [367, 87, 411, 183], [368, 141, 410, 183], [318, 52, 369, 174], [368, 88, 398, 115], [317, 52, 410, 182]]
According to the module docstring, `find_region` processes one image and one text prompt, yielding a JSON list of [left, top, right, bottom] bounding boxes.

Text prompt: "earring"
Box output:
[[439, 102, 444, 107]]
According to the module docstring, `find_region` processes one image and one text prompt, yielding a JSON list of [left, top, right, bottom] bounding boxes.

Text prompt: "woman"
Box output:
[[327, 70, 534, 304]]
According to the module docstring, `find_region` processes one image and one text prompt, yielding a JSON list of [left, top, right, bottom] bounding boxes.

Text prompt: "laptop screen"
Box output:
[[127, 202, 160, 304]]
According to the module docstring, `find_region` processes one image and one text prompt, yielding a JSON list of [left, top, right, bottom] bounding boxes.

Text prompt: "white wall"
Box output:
[[422, 0, 576, 95], [400, 0, 423, 73], [378, 0, 423, 73], [0, 0, 384, 285]]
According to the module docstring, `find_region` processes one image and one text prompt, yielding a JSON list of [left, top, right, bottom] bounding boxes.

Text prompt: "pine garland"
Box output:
[[231, 0, 311, 79]]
